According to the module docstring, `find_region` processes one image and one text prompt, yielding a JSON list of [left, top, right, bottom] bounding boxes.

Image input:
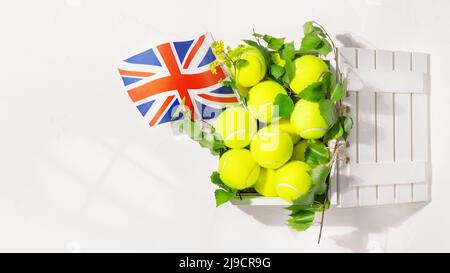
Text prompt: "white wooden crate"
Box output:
[[332, 47, 431, 208], [232, 47, 431, 208]]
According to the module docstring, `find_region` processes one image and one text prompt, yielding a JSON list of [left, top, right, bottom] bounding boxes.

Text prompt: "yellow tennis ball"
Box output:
[[289, 55, 328, 94], [235, 46, 266, 87], [277, 118, 301, 144], [214, 107, 257, 148], [247, 81, 287, 123], [275, 161, 312, 202], [291, 140, 308, 161], [253, 168, 278, 197], [290, 100, 328, 139], [250, 125, 293, 169], [218, 149, 260, 190]]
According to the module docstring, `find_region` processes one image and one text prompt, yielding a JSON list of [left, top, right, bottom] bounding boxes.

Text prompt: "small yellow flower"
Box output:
[[211, 41, 227, 62], [212, 40, 225, 56], [209, 60, 220, 75], [209, 63, 217, 75]]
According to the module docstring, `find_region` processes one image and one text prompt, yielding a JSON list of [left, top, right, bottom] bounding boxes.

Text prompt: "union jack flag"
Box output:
[[118, 34, 239, 126]]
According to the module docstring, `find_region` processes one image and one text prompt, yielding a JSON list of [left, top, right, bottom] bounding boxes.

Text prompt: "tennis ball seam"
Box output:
[[218, 152, 230, 174], [223, 129, 248, 141], [276, 183, 303, 200], [244, 163, 260, 188], [300, 127, 327, 134]]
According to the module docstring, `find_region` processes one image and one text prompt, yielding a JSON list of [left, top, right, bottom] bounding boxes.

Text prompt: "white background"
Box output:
[[0, 0, 449, 252]]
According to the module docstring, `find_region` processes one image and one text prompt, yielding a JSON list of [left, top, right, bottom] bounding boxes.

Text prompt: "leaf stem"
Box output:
[[317, 140, 345, 244]]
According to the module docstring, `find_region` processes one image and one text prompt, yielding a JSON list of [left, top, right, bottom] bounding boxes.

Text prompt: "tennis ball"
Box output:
[[291, 140, 308, 161], [214, 107, 257, 149], [247, 81, 287, 123], [290, 100, 328, 139], [235, 46, 266, 87], [275, 161, 312, 203], [253, 168, 278, 197], [289, 55, 328, 94], [250, 125, 293, 169], [277, 118, 301, 144], [218, 149, 260, 190]]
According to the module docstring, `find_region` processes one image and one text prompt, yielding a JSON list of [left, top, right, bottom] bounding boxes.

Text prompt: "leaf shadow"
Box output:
[[236, 202, 427, 252]]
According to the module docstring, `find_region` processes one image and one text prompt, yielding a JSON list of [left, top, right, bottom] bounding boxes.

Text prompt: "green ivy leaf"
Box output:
[[235, 59, 249, 68], [320, 72, 335, 91], [287, 208, 315, 231], [300, 33, 322, 51], [340, 116, 354, 140], [316, 38, 332, 56], [212, 138, 225, 153], [319, 99, 338, 127], [342, 116, 353, 133], [211, 171, 234, 192], [297, 82, 326, 102], [268, 37, 285, 50], [300, 28, 332, 57], [221, 80, 234, 87], [280, 42, 295, 61], [198, 133, 226, 156], [210, 171, 223, 186], [262, 34, 273, 43], [253, 32, 263, 39], [282, 59, 295, 84], [305, 142, 330, 165], [330, 83, 344, 102], [270, 64, 285, 79], [286, 204, 311, 215], [293, 188, 316, 206], [181, 118, 202, 140], [242, 39, 259, 47], [215, 189, 236, 207], [270, 52, 282, 64], [323, 121, 343, 143], [309, 164, 331, 195], [303, 21, 315, 35], [273, 94, 294, 118]]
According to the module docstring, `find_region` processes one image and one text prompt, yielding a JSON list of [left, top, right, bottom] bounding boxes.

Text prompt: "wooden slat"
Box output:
[[347, 70, 426, 93], [338, 47, 358, 207], [411, 52, 430, 202], [393, 51, 413, 203], [375, 50, 396, 205], [347, 162, 427, 186], [356, 49, 377, 206]]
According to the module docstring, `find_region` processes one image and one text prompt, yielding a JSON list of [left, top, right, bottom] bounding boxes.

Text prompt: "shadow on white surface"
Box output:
[[335, 33, 375, 49], [236, 203, 427, 252]]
